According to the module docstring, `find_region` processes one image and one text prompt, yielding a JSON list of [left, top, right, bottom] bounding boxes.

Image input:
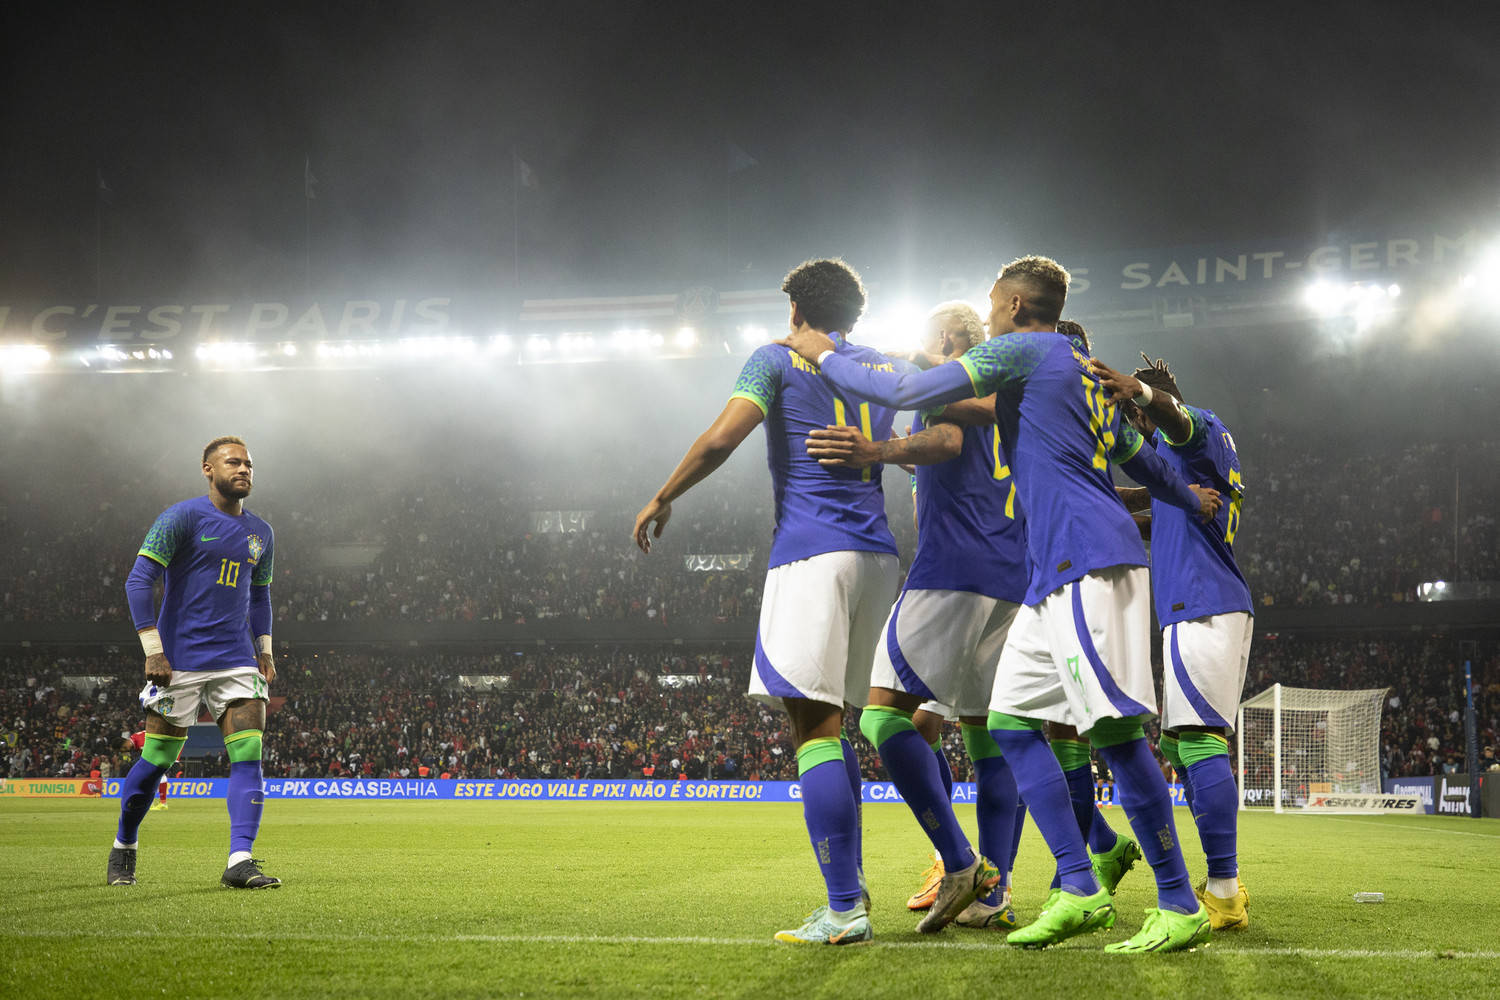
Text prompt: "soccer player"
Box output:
[[1090, 353, 1253, 931], [634, 258, 904, 945], [808, 300, 1023, 932], [108, 436, 279, 889], [780, 256, 1219, 952]]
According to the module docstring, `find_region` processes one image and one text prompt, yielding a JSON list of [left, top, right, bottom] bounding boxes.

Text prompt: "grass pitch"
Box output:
[[2, 798, 1497, 999]]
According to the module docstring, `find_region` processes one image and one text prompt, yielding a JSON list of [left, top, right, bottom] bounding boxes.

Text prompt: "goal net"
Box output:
[[1237, 684, 1388, 813]]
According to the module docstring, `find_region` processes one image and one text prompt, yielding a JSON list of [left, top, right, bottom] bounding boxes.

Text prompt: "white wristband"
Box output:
[[1132, 382, 1154, 407], [257, 635, 273, 655], [139, 628, 163, 658], [815, 349, 834, 367]]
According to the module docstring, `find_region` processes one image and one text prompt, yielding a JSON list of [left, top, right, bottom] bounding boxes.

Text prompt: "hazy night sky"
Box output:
[[4, 1, 1498, 300]]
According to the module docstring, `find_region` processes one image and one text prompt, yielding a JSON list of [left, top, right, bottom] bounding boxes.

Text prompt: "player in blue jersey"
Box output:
[[1090, 354, 1253, 932], [108, 436, 279, 889], [634, 259, 905, 945], [782, 256, 1220, 952], [809, 301, 1023, 933]]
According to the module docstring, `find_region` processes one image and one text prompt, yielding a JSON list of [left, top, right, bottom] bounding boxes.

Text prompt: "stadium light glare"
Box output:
[[675, 327, 698, 350], [0, 344, 51, 372], [131, 351, 145, 360], [489, 334, 512, 354], [282, 343, 298, 357], [162, 349, 172, 360], [1303, 280, 1345, 317], [650, 332, 665, 348], [738, 324, 767, 346]]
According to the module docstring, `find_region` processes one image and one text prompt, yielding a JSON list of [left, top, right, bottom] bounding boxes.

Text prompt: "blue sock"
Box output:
[[1179, 766, 1198, 815], [877, 729, 973, 870], [1095, 738, 1198, 913], [932, 741, 955, 800], [1186, 755, 1239, 879], [972, 755, 1019, 901], [227, 761, 265, 856], [115, 757, 166, 845], [1009, 800, 1027, 881], [988, 720, 1097, 896], [799, 757, 863, 910], [839, 737, 864, 871], [1063, 766, 1119, 854]]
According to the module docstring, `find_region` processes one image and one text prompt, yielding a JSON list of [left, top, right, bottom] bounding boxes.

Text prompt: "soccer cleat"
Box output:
[[916, 854, 1001, 934], [858, 867, 872, 912], [1006, 887, 1116, 949], [1090, 834, 1143, 895], [1103, 905, 1211, 953], [221, 858, 281, 889], [150, 802, 167, 811], [107, 847, 137, 886], [1196, 877, 1250, 931], [955, 886, 1018, 929], [906, 853, 945, 910], [773, 904, 873, 945]]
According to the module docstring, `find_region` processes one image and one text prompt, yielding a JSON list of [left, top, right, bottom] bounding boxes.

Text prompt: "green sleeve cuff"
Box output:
[[728, 391, 769, 417], [137, 549, 170, 568], [1159, 402, 1203, 449]]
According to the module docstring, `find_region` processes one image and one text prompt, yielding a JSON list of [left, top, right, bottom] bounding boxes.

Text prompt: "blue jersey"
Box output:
[[730, 335, 905, 569], [817, 330, 1195, 605], [136, 495, 274, 673], [1148, 405, 1252, 626], [904, 409, 1029, 602]]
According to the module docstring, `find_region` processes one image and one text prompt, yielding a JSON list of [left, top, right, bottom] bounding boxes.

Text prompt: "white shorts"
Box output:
[[1161, 612, 1254, 732], [750, 550, 901, 709], [916, 700, 954, 721], [140, 667, 267, 729], [871, 588, 1019, 718], [991, 566, 1156, 736]]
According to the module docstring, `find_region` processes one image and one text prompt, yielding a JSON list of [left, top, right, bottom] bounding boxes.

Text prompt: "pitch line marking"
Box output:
[[1317, 817, 1500, 840], [6, 928, 1499, 960]]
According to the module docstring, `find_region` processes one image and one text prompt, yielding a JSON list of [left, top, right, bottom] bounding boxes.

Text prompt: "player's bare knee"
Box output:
[[219, 698, 266, 734], [145, 711, 187, 739]]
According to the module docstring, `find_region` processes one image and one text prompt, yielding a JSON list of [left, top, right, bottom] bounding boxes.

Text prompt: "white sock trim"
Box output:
[[228, 850, 253, 867], [113, 839, 138, 850], [1206, 875, 1240, 899]]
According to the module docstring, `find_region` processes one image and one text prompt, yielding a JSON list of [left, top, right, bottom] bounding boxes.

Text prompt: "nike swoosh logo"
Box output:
[[200, 535, 221, 541]]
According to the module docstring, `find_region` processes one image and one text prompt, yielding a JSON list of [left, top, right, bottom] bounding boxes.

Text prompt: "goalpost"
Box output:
[[1236, 684, 1389, 813]]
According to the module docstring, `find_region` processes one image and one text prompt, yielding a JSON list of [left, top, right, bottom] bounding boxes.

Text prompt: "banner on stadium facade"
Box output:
[[0, 777, 102, 798], [94, 777, 1179, 803], [1300, 792, 1424, 814]]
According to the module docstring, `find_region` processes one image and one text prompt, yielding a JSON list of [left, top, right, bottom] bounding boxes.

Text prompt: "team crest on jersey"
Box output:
[[247, 534, 265, 564]]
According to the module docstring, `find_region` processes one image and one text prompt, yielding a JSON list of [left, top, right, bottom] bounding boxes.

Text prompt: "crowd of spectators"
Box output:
[[3, 435, 1497, 627], [4, 638, 1494, 785]]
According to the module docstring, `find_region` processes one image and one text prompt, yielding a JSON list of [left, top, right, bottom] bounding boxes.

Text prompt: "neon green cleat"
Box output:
[[1103, 906, 1212, 953], [1006, 887, 1116, 949], [773, 904, 873, 946], [1090, 835, 1143, 895]]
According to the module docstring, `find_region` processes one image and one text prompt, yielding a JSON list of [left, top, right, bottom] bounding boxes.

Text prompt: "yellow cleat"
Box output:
[[906, 853, 945, 911], [1195, 877, 1249, 931]]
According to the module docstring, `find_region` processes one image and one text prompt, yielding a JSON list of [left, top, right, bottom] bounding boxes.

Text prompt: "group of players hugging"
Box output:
[[634, 255, 1251, 952], [105, 253, 1250, 955]]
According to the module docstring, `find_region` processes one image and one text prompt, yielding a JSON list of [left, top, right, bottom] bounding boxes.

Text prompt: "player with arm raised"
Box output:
[[634, 259, 904, 945], [809, 302, 1026, 933], [782, 256, 1218, 953], [1090, 353, 1253, 931], [108, 436, 279, 890]]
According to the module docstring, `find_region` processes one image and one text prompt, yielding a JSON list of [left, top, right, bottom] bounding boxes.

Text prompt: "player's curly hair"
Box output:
[[1132, 353, 1182, 401], [781, 258, 867, 333], [1056, 319, 1092, 353], [998, 255, 1069, 326], [928, 300, 985, 349], [202, 435, 247, 465]]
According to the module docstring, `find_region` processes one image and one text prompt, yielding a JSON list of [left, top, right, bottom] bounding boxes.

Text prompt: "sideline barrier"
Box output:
[[0, 777, 101, 797], [90, 777, 1184, 803]]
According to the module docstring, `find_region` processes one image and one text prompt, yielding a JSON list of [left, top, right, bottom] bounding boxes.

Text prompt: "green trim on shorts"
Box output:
[[223, 728, 263, 763], [986, 711, 1043, 732], [141, 734, 186, 769], [1177, 730, 1230, 766], [858, 704, 917, 749], [1158, 733, 1183, 769], [1051, 737, 1092, 772], [796, 736, 845, 776], [1087, 716, 1147, 748], [961, 723, 1004, 762], [927, 737, 942, 753]]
